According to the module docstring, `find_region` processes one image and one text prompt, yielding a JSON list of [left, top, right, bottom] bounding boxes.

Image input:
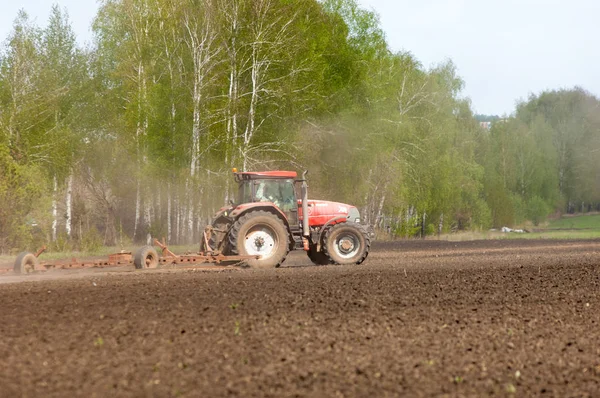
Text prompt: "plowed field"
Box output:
[[1, 239, 600, 397]]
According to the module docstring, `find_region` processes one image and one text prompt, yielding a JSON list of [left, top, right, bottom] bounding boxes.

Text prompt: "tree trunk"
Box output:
[[242, 46, 259, 171], [144, 191, 152, 239], [65, 174, 73, 238], [167, 184, 172, 243], [52, 175, 58, 241], [186, 179, 194, 244], [133, 179, 141, 241], [175, 194, 181, 244], [375, 194, 386, 229]]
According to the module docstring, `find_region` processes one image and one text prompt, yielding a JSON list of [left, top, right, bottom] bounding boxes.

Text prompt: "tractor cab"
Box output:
[[234, 170, 299, 225]]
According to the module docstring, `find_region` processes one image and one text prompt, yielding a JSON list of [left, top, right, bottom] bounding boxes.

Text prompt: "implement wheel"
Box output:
[[228, 211, 289, 269], [134, 246, 159, 269], [14, 252, 39, 275], [323, 223, 370, 265]]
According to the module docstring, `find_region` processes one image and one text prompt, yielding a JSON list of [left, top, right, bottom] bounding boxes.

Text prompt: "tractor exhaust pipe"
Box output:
[[301, 170, 309, 238]]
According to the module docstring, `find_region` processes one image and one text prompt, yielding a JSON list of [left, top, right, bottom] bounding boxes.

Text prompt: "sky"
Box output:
[[1, 0, 598, 116]]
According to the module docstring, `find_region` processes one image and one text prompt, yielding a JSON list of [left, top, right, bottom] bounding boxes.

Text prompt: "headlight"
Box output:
[[355, 218, 360, 223]]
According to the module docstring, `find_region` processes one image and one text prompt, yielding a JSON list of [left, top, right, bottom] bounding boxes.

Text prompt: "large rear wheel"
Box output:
[[228, 211, 289, 269], [323, 223, 370, 265], [205, 221, 230, 254]]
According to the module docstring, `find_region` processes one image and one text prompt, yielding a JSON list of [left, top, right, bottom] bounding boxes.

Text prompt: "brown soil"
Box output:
[[1, 239, 600, 397]]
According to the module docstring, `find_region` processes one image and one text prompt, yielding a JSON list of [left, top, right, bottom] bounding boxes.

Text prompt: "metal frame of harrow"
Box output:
[[3, 233, 258, 275]]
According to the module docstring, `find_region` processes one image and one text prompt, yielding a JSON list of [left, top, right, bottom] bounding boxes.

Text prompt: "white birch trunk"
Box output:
[[186, 178, 194, 244], [184, 10, 219, 178], [144, 194, 152, 236], [167, 184, 172, 243], [376, 194, 386, 228], [225, 1, 239, 188], [175, 194, 181, 244], [190, 79, 201, 178], [65, 174, 73, 238], [242, 46, 259, 171], [155, 186, 161, 225], [134, 179, 141, 240], [225, 48, 238, 200], [52, 175, 58, 241]]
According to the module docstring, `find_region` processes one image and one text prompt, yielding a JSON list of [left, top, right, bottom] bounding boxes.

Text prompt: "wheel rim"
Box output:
[[144, 253, 156, 268], [333, 233, 360, 259], [244, 225, 277, 259], [23, 260, 34, 274]]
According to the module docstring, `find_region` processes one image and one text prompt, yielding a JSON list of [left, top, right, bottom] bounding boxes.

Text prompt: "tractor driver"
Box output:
[[255, 181, 279, 206]]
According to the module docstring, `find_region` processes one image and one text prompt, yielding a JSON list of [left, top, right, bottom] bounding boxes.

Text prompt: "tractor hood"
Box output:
[[211, 199, 361, 228], [299, 200, 361, 227]]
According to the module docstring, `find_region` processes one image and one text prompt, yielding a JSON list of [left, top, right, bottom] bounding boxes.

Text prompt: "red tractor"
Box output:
[[203, 170, 371, 268]]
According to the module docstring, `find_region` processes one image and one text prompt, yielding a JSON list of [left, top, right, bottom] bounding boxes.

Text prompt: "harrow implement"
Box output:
[[5, 236, 258, 276]]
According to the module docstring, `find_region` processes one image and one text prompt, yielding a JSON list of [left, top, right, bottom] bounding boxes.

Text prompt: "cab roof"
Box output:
[[236, 171, 297, 180]]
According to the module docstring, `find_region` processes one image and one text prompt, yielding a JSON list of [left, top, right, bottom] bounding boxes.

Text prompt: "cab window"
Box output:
[[237, 181, 253, 204], [253, 179, 296, 211]]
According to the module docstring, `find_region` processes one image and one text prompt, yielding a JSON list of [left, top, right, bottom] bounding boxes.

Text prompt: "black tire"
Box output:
[[134, 246, 160, 269], [14, 252, 39, 275], [228, 210, 289, 269], [323, 222, 370, 265], [207, 222, 229, 254], [307, 243, 332, 265]]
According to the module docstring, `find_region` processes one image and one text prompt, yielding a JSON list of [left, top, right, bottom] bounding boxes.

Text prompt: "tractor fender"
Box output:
[[316, 216, 347, 252], [230, 203, 294, 250]]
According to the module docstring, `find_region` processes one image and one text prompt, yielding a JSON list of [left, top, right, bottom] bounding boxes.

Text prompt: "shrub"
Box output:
[[79, 227, 103, 253], [526, 196, 551, 226], [0, 147, 45, 253]]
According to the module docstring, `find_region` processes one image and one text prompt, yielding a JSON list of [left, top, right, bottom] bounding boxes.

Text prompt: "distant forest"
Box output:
[[1, 0, 599, 252]]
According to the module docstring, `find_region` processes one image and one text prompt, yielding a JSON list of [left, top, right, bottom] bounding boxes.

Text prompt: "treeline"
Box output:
[[0, 0, 599, 252], [481, 89, 600, 226]]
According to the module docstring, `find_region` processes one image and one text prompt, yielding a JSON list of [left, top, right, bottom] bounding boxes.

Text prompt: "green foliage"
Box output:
[[467, 198, 493, 231], [525, 196, 551, 226], [51, 232, 74, 253], [392, 220, 422, 239], [1, 1, 599, 250], [79, 227, 104, 253], [0, 146, 45, 252]]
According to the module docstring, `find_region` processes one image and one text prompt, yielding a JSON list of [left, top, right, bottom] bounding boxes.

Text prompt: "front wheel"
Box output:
[[323, 223, 370, 265], [228, 211, 290, 269]]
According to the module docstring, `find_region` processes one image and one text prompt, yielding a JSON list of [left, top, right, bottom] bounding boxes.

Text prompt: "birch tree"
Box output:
[[94, 0, 157, 241], [218, 0, 317, 172], [181, 1, 221, 242], [40, 5, 85, 239]]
